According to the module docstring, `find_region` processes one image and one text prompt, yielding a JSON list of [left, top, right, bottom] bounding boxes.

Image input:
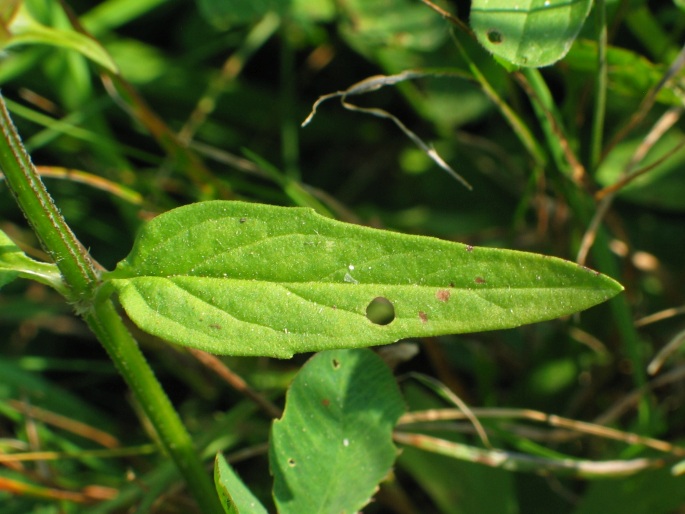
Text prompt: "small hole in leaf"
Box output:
[[366, 297, 395, 325], [487, 30, 503, 44]]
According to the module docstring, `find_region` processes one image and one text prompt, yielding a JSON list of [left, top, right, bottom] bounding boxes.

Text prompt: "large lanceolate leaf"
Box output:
[[470, 0, 593, 67], [270, 349, 405, 514], [105, 201, 622, 358]]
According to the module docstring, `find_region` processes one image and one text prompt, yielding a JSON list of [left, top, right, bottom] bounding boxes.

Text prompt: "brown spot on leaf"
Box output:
[[475, 277, 486, 284], [419, 311, 428, 323], [436, 289, 451, 302], [322, 398, 330, 407], [209, 324, 222, 330], [239, 217, 247, 223], [466, 245, 474, 252]]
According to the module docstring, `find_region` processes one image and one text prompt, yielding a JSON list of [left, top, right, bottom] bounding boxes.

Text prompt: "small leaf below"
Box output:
[[214, 453, 267, 514], [270, 349, 405, 514]]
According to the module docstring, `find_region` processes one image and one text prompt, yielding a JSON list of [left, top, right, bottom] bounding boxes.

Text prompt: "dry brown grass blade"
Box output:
[[399, 407, 685, 456], [302, 71, 473, 190], [187, 348, 282, 419], [393, 431, 666, 479]]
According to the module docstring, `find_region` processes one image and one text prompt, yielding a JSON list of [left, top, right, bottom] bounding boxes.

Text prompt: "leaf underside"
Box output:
[[106, 201, 622, 358]]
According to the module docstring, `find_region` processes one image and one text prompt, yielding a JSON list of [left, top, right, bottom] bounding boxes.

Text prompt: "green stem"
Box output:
[[0, 93, 223, 513], [0, 93, 98, 304], [517, 68, 585, 182], [280, 17, 300, 179], [85, 299, 223, 514], [452, 33, 547, 169], [589, 0, 607, 171]]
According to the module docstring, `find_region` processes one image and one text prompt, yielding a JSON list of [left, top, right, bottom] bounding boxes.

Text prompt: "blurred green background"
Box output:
[[1, 0, 685, 512]]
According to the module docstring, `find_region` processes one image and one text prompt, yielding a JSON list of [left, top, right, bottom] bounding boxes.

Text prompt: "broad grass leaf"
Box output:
[[214, 453, 268, 514], [596, 130, 685, 212], [471, 0, 593, 67], [573, 467, 685, 514], [564, 40, 681, 106], [270, 349, 405, 514], [106, 201, 622, 358]]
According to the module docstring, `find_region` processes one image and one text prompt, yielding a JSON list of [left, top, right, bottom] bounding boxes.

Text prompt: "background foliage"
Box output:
[[1, 0, 685, 512]]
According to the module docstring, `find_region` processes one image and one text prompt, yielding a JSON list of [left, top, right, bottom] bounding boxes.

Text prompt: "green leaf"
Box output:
[[2, 3, 118, 72], [470, 0, 593, 67], [338, 0, 447, 52], [195, 0, 334, 30], [596, 130, 685, 212], [270, 349, 405, 514], [564, 40, 681, 106], [196, 0, 285, 29], [572, 467, 685, 514], [0, 229, 64, 292], [214, 453, 268, 514], [106, 201, 622, 358]]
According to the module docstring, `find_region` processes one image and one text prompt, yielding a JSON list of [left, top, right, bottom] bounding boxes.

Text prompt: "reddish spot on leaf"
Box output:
[[419, 311, 428, 323], [436, 289, 451, 302], [475, 277, 486, 284], [322, 398, 330, 407]]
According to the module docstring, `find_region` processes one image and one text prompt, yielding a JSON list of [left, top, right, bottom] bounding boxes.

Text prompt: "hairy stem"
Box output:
[[0, 93, 223, 513]]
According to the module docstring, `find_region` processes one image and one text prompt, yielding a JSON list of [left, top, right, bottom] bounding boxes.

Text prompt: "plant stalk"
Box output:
[[589, 0, 607, 171], [0, 93, 223, 513], [85, 299, 223, 513], [0, 93, 98, 304]]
